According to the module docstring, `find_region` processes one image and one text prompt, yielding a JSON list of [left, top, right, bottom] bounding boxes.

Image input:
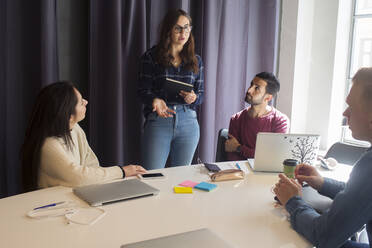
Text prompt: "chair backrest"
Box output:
[[215, 128, 229, 162], [325, 142, 369, 165]]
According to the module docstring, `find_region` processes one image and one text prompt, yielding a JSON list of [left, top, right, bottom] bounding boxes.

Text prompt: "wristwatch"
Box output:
[[236, 145, 241, 153]]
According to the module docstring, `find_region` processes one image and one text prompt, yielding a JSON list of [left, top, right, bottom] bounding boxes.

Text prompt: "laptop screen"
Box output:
[[252, 133, 320, 172]]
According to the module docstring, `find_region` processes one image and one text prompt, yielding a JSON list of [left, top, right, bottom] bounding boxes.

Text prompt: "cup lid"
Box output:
[[283, 159, 299, 166]]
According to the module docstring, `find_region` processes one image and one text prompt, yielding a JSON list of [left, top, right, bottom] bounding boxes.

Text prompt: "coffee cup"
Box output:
[[283, 159, 299, 178]]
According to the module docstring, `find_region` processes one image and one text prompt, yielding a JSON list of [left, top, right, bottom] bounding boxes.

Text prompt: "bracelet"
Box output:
[[117, 166, 126, 178]]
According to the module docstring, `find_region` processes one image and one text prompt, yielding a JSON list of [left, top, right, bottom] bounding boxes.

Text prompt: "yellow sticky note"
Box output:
[[174, 186, 193, 194]]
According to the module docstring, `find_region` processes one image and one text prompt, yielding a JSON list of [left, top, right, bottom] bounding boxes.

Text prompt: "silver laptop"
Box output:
[[121, 228, 235, 248], [248, 132, 320, 172], [73, 179, 159, 207]]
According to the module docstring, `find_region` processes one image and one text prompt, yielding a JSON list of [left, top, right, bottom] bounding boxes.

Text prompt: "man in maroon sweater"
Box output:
[[225, 72, 289, 161]]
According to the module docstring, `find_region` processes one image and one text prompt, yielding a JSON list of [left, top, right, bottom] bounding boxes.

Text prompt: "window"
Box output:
[[349, 0, 372, 76], [342, 0, 372, 147]]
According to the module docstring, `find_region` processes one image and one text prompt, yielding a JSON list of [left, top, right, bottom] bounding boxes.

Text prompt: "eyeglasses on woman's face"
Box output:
[[173, 24, 192, 34]]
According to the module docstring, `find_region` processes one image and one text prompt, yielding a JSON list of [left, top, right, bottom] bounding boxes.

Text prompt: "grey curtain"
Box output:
[[0, 0, 279, 198], [0, 0, 59, 197], [198, 0, 279, 161]]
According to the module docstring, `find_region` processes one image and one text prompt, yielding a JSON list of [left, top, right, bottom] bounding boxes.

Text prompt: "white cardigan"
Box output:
[[38, 124, 122, 188]]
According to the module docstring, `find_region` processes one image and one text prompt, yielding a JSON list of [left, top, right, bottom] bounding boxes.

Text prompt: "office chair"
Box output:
[[215, 128, 229, 162], [324, 142, 369, 165]]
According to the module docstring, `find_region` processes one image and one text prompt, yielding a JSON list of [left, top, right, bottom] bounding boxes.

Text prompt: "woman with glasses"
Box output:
[[21, 81, 146, 192], [138, 9, 204, 169]]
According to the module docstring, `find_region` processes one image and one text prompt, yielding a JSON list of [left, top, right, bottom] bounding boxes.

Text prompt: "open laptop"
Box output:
[[73, 179, 160, 207], [248, 132, 320, 172], [121, 228, 235, 248]]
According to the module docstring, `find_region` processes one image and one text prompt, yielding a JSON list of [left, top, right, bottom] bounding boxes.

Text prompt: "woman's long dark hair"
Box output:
[[156, 9, 199, 74], [21, 81, 78, 192]]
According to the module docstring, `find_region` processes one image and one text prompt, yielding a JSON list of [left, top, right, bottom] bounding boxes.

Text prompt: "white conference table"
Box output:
[[0, 161, 351, 248]]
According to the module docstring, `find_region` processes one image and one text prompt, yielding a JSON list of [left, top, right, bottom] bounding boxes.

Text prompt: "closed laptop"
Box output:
[[121, 228, 235, 248], [73, 179, 159, 207]]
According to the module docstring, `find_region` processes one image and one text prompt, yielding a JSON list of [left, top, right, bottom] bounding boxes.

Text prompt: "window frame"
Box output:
[[342, 0, 372, 147]]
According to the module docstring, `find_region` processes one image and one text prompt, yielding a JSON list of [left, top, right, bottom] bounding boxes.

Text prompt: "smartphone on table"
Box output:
[[138, 173, 165, 180], [204, 163, 221, 172]]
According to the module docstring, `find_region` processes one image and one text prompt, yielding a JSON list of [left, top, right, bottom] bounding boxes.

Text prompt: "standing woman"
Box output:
[[21, 81, 146, 192], [138, 9, 204, 170]]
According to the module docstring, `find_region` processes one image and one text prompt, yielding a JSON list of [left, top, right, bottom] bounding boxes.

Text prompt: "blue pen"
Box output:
[[34, 201, 65, 210], [235, 163, 241, 170]]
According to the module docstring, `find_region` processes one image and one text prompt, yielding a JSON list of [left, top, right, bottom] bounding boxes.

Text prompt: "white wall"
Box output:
[[277, 0, 352, 150], [327, 0, 353, 147], [276, 0, 298, 124]]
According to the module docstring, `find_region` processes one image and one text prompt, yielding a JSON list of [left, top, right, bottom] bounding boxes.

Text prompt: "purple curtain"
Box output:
[[89, 0, 147, 166], [0, 0, 59, 197], [198, 0, 280, 161]]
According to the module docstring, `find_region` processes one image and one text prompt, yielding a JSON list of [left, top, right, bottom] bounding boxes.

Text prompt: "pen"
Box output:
[[34, 201, 65, 210], [235, 163, 241, 170]]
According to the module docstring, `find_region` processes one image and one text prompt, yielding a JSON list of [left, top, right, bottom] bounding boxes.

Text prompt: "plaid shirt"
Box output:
[[138, 46, 204, 117]]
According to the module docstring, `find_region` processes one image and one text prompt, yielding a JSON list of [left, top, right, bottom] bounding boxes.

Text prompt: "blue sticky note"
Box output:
[[194, 182, 217, 192]]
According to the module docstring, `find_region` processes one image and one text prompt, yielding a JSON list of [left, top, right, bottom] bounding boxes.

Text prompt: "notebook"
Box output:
[[73, 179, 160, 207], [120, 228, 235, 248], [163, 78, 193, 99], [248, 132, 321, 172]]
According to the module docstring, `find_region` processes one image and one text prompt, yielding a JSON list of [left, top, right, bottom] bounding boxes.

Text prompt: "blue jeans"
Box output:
[[142, 105, 200, 170]]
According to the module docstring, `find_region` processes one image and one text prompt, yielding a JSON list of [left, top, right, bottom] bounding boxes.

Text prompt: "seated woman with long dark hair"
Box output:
[[21, 81, 146, 192]]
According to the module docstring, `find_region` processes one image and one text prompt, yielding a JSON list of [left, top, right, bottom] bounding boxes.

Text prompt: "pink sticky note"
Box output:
[[179, 180, 198, 188]]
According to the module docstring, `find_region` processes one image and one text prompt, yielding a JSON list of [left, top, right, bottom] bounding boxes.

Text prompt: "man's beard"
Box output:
[[245, 94, 264, 106]]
